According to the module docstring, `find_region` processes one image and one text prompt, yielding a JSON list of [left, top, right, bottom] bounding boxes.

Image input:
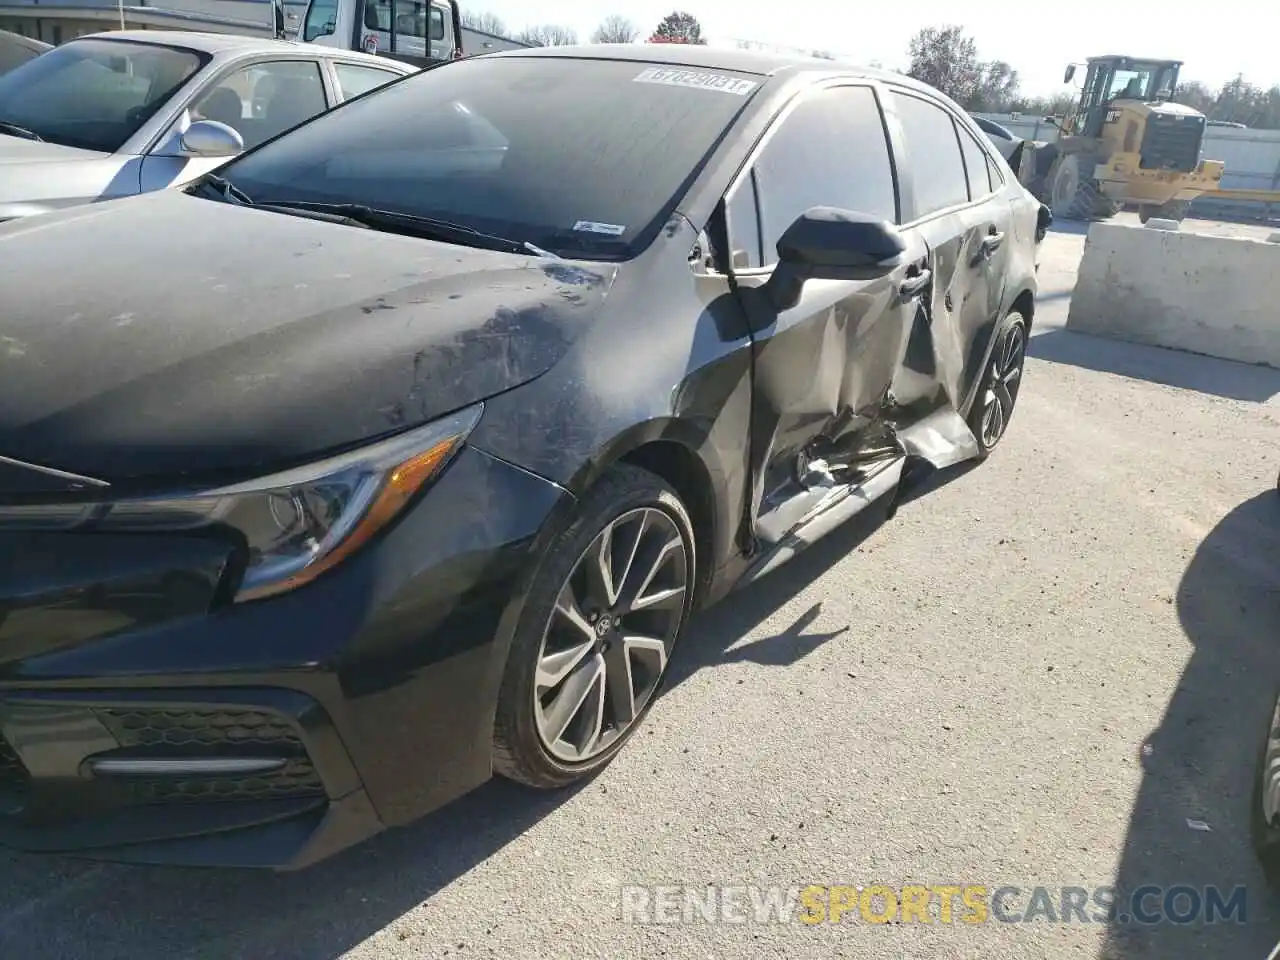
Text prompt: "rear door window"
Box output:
[[891, 91, 970, 218], [333, 62, 404, 99]]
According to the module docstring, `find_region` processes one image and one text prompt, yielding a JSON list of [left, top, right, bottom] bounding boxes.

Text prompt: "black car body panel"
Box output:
[[0, 191, 615, 486], [0, 44, 1038, 868]]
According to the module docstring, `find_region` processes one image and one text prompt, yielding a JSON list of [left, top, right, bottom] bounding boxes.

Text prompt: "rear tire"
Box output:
[[492, 463, 695, 789], [967, 310, 1028, 459], [1153, 199, 1190, 223]]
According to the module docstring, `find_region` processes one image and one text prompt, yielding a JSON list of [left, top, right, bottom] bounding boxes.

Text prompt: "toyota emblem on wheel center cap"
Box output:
[[594, 616, 612, 637]]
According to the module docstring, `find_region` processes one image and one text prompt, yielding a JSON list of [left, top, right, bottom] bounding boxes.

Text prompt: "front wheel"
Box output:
[[1252, 687, 1280, 883], [967, 311, 1028, 459], [492, 463, 695, 789]]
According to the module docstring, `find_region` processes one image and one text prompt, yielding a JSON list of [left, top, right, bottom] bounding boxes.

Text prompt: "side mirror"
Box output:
[[180, 119, 245, 158], [764, 207, 907, 310], [1063, 64, 1076, 84]]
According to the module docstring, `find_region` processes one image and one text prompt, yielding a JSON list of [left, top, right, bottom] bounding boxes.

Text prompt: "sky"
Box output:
[[468, 0, 1278, 98]]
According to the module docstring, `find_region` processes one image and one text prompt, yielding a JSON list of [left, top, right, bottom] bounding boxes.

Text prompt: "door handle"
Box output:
[[971, 231, 1005, 267], [898, 268, 932, 303]]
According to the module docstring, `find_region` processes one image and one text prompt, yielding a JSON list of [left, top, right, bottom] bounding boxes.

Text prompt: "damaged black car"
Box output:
[[0, 44, 1041, 869]]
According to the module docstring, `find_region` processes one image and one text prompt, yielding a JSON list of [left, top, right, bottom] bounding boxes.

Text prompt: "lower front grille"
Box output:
[[90, 705, 325, 804], [122, 758, 324, 805]]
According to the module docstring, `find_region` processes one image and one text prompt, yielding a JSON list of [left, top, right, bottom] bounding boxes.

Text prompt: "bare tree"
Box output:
[[518, 23, 579, 47], [591, 14, 639, 44], [460, 10, 507, 36]]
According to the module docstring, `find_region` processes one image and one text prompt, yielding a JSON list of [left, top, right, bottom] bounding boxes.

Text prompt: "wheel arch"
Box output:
[[566, 419, 726, 611]]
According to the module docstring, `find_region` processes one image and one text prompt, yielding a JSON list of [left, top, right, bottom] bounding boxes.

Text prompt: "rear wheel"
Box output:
[[1154, 199, 1190, 223], [492, 464, 695, 788], [968, 311, 1028, 459]]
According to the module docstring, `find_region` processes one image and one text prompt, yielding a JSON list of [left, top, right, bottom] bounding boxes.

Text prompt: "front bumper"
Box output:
[[0, 444, 570, 869]]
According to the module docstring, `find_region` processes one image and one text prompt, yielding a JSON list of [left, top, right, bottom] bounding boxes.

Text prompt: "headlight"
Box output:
[[0, 404, 483, 602]]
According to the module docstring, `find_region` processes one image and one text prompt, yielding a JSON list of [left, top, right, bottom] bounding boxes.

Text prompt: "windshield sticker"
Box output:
[[632, 67, 758, 96], [573, 220, 627, 236]]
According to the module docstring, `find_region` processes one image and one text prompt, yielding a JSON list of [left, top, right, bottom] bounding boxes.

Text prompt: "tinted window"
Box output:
[[0, 38, 206, 152], [957, 124, 993, 201], [302, 0, 338, 40], [891, 92, 969, 217], [219, 57, 759, 260], [752, 85, 897, 264], [725, 175, 761, 268], [334, 62, 403, 99], [365, 0, 435, 40], [192, 60, 327, 151]]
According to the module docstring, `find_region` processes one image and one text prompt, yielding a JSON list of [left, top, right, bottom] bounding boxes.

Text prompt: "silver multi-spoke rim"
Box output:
[[980, 322, 1025, 447], [533, 507, 689, 763]]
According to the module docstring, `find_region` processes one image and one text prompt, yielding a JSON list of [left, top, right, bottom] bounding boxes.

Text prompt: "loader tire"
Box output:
[[1049, 154, 1107, 221]]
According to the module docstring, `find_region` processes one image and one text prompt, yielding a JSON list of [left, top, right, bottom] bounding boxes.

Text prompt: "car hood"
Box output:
[[0, 190, 618, 490], [0, 136, 120, 215]]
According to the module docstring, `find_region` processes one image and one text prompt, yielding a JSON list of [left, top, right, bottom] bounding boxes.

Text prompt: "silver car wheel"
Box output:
[[981, 321, 1026, 448], [533, 506, 689, 763]]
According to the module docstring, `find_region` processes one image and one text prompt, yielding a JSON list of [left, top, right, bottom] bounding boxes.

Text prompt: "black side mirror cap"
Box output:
[[776, 206, 906, 278], [762, 207, 907, 312]]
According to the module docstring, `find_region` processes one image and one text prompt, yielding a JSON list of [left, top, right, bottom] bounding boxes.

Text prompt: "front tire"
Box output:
[[492, 463, 695, 789], [968, 311, 1028, 459], [1251, 687, 1280, 883]]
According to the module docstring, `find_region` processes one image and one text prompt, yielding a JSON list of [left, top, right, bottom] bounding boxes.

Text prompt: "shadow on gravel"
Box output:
[[1030, 329, 1280, 404], [0, 462, 980, 960], [1101, 490, 1280, 959]]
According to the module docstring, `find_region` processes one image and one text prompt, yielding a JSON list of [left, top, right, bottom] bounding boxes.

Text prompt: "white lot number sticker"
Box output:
[[632, 67, 758, 96], [573, 220, 627, 236]]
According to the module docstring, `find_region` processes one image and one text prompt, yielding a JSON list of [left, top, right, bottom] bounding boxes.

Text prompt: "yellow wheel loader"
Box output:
[[1018, 56, 1227, 223]]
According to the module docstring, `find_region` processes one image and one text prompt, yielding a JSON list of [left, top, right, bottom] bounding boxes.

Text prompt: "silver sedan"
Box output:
[[0, 30, 417, 221]]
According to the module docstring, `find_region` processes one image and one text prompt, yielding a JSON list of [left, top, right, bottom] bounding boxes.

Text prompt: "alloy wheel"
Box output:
[[980, 321, 1026, 448], [533, 507, 689, 763]]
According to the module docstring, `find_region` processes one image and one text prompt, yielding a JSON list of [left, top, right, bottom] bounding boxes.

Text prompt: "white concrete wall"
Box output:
[[975, 112, 1280, 221], [1066, 222, 1280, 368]]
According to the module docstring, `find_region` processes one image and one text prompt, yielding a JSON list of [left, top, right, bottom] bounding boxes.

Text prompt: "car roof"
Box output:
[[0, 27, 50, 55], [487, 42, 942, 95], [68, 29, 412, 68]]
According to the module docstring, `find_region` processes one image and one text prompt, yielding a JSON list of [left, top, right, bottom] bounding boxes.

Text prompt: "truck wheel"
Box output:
[[1153, 199, 1190, 223], [1048, 154, 1101, 221]]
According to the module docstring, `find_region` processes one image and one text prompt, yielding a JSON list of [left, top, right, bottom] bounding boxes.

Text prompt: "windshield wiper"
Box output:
[[196, 174, 253, 205], [254, 200, 543, 256], [0, 121, 41, 142]]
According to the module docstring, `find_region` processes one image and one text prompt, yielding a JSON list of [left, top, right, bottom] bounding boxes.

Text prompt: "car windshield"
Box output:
[[217, 56, 763, 260], [0, 37, 207, 153]]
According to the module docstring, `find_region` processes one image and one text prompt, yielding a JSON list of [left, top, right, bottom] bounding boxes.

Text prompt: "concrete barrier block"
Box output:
[[1066, 222, 1280, 369], [1144, 218, 1180, 231]]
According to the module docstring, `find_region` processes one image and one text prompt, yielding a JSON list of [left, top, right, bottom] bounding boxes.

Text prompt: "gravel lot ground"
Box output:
[[1, 216, 1278, 960]]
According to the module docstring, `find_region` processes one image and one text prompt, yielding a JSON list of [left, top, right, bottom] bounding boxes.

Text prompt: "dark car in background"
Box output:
[[0, 44, 1041, 869], [0, 27, 48, 77]]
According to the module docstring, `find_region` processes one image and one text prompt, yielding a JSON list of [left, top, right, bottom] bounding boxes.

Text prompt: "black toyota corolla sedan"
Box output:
[[0, 44, 1041, 869]]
